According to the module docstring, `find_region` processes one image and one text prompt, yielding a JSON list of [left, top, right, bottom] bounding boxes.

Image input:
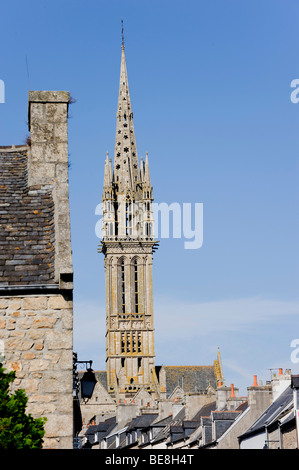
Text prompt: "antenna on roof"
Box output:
[[121, 19, 125, 49]]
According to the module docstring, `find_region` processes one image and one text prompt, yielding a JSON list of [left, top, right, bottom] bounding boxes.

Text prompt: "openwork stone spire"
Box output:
[[114, 43, 140, 193]]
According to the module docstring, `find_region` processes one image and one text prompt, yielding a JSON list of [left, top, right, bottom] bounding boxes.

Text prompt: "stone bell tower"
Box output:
[[99, 31, 159, 398]]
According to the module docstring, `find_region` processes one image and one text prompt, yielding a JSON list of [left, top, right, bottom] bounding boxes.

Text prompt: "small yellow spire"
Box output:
[[214, 347, 225, 385]]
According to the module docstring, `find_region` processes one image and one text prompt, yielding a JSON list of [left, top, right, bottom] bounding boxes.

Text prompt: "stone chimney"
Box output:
[[28, 91, 73, 289], [271, 368, 292, 401], [247, 375, 272, 410], [117, 403, 138, 428], [226, 383, 247, 410], [216, 384, 231, 410]]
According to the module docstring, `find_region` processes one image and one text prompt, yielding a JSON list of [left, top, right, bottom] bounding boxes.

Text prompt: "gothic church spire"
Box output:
[[114, 26, 140, 193]]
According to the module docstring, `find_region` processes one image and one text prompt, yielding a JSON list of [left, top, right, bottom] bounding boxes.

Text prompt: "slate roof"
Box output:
[[96, 416, 116, 433], [95, 416, 117, 443], [126, 413, 158, 432], [239, 385, 293, 440], [85, 424, 98, 436], [150, 414, 174, 427], [0, 148, 55, 287], [160, 366, 217, 397], [212, 411, 242, 421], [235, 400, 249, 412], [94, 371, 108, 390], [151, 407, 186, 444], [191, 401, 217, 420]]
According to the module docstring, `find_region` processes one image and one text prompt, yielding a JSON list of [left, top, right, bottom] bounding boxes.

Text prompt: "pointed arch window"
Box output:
[[133, 258, 139, 314], [126, 198, 133, 236], [145, 222, 152, 237], [137, 333, 142, 353], [118, 258, 126, 314]]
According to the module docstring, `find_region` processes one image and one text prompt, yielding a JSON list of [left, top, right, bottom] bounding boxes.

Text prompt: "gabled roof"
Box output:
[[126, 413, 158, 432], [78, 370, 108, 391], [235, 400, 249, 412], [239, 385, 293, 440], [96, 416, 117, 433], [160, 366, 218, 397], [143, 414, 173, 429], [150, 407, 186, 444], [191, 401, 217, 420], [212, 410, 242, 421], [0, 148, 55, 287], [85, 424, 98, 436]]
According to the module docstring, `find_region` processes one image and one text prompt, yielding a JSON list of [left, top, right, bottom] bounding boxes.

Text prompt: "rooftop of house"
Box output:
[[0, 146, 56, 287], [157, 365, 218, 397], [238, 384, 293, 441], [81, 365, 219, 397]]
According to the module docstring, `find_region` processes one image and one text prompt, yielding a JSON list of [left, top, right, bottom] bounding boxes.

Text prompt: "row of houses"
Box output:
[[79, 369, 299, 449]]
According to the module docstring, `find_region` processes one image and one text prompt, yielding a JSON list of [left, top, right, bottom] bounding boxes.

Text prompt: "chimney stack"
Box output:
[[28, 91, 73, 289], [271, 368, 291, 401]]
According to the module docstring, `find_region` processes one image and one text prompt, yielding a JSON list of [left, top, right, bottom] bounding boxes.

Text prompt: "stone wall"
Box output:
[[0, 293, 73, 448], [281, 424, 297, 449], [0, 91, 74, 449]]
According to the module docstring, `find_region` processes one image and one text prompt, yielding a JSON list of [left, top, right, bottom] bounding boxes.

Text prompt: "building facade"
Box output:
[[0, 91, 74, 449]]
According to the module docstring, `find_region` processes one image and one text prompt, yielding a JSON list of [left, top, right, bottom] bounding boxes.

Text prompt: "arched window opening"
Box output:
[[119, 259, 125, 314], [134, 259, 139, 313], [132, 333, 136, 353], [121, 333, 125, 353], [126, 199, 132, 236], [138, 333, 142, 353]]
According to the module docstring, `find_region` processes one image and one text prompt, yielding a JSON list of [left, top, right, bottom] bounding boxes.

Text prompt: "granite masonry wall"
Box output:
[[0, 293, 73, 448]]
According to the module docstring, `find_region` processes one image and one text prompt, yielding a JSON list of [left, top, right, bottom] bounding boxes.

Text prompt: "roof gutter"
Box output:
[[0, 284, 72, 297]]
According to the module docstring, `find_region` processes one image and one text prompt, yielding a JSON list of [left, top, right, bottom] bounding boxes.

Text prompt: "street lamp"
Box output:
[[80, 366, 97, 399]]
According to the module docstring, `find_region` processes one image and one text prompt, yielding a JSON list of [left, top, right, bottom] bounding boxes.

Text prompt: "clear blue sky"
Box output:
[[1, 0, 299, 394]]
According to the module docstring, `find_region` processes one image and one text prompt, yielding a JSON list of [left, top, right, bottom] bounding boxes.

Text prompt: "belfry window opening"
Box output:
[[134, 259, 139, 313], [126, 199, 132, 236], [121, 260, 125, 313]]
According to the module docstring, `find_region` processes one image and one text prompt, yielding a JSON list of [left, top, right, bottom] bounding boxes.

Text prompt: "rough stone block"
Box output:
[[23, 297, 48, 310], [48, 296, 72, 310], [33, 316, 57, 328], [45, 330, 72, 350]]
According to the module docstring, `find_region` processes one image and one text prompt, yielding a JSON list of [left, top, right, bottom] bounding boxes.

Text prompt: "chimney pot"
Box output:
[[279, 368, 283, 376], [252, 375, 258, 386], [230, 383, 235, 397]]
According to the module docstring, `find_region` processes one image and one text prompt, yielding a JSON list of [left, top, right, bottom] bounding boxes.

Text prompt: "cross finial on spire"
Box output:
[[121, 19, 125, 49]]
